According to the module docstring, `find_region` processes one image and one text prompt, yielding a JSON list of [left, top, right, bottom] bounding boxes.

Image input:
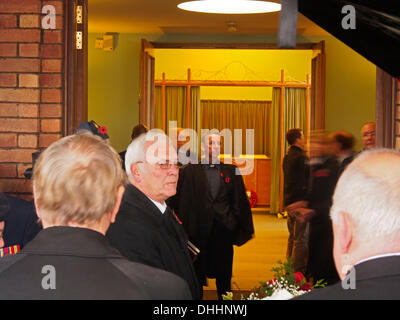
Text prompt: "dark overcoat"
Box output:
[[0, 226, 192, 299], [106, 184, 201, 299]]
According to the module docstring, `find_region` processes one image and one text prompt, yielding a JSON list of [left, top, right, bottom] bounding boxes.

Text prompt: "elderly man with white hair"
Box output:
[[106, 130, 201, 300], [0, 132, 191, 299], [295, 148, 400, 300]]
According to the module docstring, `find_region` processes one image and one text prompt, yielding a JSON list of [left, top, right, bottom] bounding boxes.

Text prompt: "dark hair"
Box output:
[[286, 128, 302, 146], [331, 131, 355, 151], [131, 124, 149, 141]]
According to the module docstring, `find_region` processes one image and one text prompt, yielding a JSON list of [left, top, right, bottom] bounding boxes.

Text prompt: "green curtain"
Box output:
[[270, 87, 308, 214], [154, 86, 200, 134], [201, 100, 271, 156], [270, 88, 282, 214]]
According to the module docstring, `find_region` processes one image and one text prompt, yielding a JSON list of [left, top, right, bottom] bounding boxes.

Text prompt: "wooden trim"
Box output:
[[151, 42, 316, 50], [64, 0, 88, 136], [310, 41, 326, 131], [155, 79, 310, 88], [306, 74, 311, 151], [186, 69, 191, 128], [139, 39, 155, 127], [279, 70, 285, 213], [161, 72, 166, 132], [376, 67, 396, 148]]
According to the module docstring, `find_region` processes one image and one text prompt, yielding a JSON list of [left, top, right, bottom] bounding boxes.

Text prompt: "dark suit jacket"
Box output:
[[2, 194, 42, 249], [169, 163, 254, 251], [338, 153, 356, 176], [294, 255, 400, 300], [106, 184, 201, 300], [0, 226, 191, 299], [283, 146, 309, 206], [307, 156, 339, 223]]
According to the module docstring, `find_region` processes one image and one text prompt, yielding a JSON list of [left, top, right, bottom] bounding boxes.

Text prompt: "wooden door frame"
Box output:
[[63, 0, 88, 136], [139, 39, 155, 128], [376, 67, 396, 148]]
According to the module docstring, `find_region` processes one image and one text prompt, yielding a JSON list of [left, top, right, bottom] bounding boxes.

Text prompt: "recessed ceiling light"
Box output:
[[177, 0, 281, 14]]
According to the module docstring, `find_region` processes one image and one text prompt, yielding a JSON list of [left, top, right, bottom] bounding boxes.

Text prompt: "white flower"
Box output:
[[261, 289, 294, 300]]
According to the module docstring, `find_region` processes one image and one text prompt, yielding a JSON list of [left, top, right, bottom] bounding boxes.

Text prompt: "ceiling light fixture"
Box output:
[[177, 0, 281, 14]]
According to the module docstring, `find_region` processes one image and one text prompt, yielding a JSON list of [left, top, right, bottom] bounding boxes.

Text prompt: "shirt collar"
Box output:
[[146, 197, 167, 214], [355, 252, 400, 266]]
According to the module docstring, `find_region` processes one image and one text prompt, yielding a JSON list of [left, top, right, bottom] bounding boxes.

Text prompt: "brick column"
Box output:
[[0, 0, 64, 199]]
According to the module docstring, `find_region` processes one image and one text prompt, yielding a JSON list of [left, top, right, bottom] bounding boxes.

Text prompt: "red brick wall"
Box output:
[[0, 0, 64, 199]]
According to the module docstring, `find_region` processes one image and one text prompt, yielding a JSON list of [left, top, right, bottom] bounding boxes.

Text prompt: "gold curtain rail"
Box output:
[[155, 79, 310, 88]]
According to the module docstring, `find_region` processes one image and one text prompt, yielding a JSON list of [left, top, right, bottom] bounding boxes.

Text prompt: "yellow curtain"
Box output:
[[154, 86, 200, 134], [201, 100, 271, 156], [270, 87, 308, 214]]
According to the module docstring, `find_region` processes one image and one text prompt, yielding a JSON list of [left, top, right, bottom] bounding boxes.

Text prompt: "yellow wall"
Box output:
[[88, 33, 376, 152], [155, 49, 312, 101]]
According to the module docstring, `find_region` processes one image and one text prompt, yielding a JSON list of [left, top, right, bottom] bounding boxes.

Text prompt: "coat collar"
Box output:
[[21, 226, 123, 258], [122, 184, 167, 226], [353, 255, 400, 281]]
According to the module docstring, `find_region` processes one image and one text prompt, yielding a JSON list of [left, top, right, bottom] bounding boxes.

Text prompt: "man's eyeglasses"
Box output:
[[136, 160, 182, 170]]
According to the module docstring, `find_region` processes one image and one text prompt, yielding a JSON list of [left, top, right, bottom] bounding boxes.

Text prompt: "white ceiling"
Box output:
[[88, 0, 328, 35]]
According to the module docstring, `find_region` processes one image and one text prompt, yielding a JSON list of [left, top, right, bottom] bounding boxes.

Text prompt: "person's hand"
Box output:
[[294, 208, 315, 223], [285, 201, 308, 215]]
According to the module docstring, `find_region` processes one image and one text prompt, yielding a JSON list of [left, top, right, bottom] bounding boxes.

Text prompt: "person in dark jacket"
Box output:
[[283, 128, 309, 274], [305, 132, 340, 285], [169, 132, 254, 300], [107, 130, 201, 300], [0, 193, 41, 253], [0, 132, 191, 300], [328, 130, 356, 176], [295, 149, 400, 300]]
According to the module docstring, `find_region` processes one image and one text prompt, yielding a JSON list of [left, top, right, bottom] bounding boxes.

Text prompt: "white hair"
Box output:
[[330, 148, 400, 241], [125, 129, 174, 178]]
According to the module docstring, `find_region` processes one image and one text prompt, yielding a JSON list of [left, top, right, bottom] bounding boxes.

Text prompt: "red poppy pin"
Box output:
[[173, 212, 182, 225], [225, 177, 230, 183], [99, 126, 107, 135]]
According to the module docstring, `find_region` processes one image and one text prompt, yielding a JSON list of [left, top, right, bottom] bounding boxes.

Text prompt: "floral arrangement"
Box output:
[[223, 259, 326, 300]]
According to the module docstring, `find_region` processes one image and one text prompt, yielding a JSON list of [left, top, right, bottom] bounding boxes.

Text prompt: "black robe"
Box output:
[[168, 163, 254, 285], [106, 184, 201, 300], [307, 156, 340, 285]]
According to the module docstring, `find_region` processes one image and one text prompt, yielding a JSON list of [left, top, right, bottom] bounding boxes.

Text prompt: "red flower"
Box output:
[[220, 173, 224, 177], [225, 177, 230, 183], [269, 278, 277, 285], [294, 272, 305, 284], [99, 126, 107, 134], [300, 283, 312, 291]]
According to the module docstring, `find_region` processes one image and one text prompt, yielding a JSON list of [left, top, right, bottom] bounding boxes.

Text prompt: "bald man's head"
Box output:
[[331, 149, 400, 241]]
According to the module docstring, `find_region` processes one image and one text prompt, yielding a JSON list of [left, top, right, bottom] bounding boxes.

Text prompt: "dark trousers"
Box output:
[[286, 214, 309, 274], [307, 219, 339, 285], [199, 219, 234, 300]]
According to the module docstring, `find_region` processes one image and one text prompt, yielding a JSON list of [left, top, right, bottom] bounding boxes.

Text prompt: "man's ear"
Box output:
[[130, 163, 142, 183], [337, 212, 354, 254], [110, 185, 125, 223]]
